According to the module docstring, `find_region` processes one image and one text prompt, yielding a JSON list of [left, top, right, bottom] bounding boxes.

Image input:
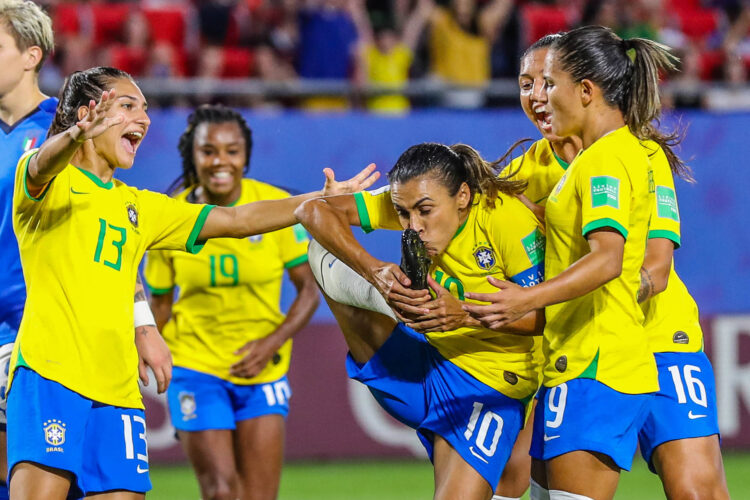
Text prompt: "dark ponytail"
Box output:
[[170, 104, 253, 195], [47, 66, 132, 138], [553, 26, 692, 181], [388, 142, 526, 208]]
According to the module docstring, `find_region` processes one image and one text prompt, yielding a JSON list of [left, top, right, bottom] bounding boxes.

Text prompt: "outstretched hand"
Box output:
[[322, 163, 380, 196], [463, 276, 536, 329], [75, 89, 124, 142]]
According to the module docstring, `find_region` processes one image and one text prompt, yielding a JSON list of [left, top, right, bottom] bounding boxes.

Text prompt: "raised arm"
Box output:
[[402, 0, 434, 50], [478, 0, 513, 44], [197, 164, 379, 241], [348, 0, 374, 47], [27, 90, 123, 195]]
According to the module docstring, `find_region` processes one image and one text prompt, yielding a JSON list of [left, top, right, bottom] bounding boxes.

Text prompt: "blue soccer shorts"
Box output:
[[638, 351, 720, 472], [530, 378, 652, 470], [346, 323, 525, 490], [7, 367, 151, 498], [167, 367, 291, 432]]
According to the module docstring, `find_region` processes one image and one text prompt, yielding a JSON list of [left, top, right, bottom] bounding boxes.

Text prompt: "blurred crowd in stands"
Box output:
[[34, 0, 750, 111]]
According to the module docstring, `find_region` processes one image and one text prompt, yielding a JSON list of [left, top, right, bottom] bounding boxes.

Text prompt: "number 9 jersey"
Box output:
[[144, 179, 310, 385], [11, 150, 213, 409]]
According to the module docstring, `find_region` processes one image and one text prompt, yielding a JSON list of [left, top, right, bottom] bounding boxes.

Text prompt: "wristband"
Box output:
[[134, 300, 156, 328]]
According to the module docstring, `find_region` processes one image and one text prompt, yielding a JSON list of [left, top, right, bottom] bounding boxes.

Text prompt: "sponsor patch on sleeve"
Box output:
[[590, 175, 620, 209], [292, 223, 309, 243], [656, 186, 679, 221], [521, 227, 545, 266]]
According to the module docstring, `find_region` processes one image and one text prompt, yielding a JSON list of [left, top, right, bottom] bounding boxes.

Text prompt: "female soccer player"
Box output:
[[7, 66, 377, 500], [144, 105, 319, 500], [296, 142, 546, 500], [461, 26, 677, 499], [489, 32, 729, 500]]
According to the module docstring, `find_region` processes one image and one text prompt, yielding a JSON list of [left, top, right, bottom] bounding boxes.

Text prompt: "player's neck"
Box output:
[[0, 77, 46, 126], [581, 105, 625, 150], [72, 146, 116, 184], [550, 136, 582, 164]]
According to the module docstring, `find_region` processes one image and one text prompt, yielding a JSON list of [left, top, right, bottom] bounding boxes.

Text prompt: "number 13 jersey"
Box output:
[[11, 150, 212, 409]]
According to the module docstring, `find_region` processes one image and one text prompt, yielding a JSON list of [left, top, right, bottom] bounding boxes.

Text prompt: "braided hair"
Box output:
[[170, 104, 253, 194]]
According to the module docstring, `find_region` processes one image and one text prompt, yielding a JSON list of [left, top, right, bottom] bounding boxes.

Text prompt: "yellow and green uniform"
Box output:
[[354, 188, 545, 401], [506, 138, 569, 206], [363, 44, 412, 114], [641, 142, 703, 353], [10, 150, 213, 409], [145, 179, 309, 385], [543, 126, 658, 394]]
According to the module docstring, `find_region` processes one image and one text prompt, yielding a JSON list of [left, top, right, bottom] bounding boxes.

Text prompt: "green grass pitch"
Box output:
[[149, 452, 750, 499]]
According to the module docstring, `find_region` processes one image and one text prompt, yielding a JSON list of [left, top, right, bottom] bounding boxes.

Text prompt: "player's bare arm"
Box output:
[[464, 228, 624, 327], [27, 89, 123, 193], [637, 237, 674, 303], [198, 164, 379, 241]]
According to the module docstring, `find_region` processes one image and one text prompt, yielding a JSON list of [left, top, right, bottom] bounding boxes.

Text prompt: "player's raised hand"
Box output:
[[404, 276, 480, 332], [322, 163, 380, 196], [75, 89, 125, 142], [463, 276, 533, 329]]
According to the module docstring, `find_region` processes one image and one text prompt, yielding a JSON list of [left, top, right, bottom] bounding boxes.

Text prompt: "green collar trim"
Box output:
[[552, 150, 570, 170], [452, 216, 469, 240], [76, 167, 114, 190]]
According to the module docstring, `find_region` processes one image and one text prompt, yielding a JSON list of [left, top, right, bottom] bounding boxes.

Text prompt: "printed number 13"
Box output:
[[94, 218, 127, 271]]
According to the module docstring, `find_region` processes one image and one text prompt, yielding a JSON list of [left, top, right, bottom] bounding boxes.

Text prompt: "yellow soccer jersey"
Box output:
[[354, 187, 545, 401], [144, 179, 309, 385], [543, 126, 658, 394], [11, 150, 213, 409], [641, 143, 703, 353], [506, 138, 568, 206]]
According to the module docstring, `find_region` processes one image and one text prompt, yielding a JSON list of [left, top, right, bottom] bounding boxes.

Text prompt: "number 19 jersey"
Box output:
[[11, 150, 213, 409], [145, 179, 310, 385]]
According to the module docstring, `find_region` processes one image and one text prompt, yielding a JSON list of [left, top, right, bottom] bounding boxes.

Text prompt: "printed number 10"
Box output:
[[464, 402, 504, 457]]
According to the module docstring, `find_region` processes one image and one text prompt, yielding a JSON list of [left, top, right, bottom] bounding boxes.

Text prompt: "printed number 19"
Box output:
[[210, 254, 239, 286]]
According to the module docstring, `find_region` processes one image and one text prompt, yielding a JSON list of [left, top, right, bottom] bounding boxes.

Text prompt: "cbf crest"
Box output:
[[179, 391, 197, 421], [126, 203, 138, 229], [44, 419, 66, 452], [473, 246, 496, 271]]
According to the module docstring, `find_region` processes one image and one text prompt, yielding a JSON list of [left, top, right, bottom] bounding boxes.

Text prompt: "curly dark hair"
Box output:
[[170, 104, 253, 194]]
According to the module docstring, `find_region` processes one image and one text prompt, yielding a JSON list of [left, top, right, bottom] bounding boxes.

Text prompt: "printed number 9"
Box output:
[[546, 383, 568, 429]]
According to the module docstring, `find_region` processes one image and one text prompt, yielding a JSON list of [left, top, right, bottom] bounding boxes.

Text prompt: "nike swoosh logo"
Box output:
[[688, 411, 707, 420], [328, 258, 338, 268], [70, 188, 89, 195], [136, 465, 149, 474], [468, 446, 489, 464], [543, 434, 560, 441]]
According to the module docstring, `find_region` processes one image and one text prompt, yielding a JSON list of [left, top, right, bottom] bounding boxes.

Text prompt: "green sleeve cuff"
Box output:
[[284, 254, 309, 269], [648, 229, 681, 248], [353, 192, 374, 234], [582, 218, 628, 240], [22, 152, 52, 202], [185, 205, 216, 254], [146, 284, 173, 296]]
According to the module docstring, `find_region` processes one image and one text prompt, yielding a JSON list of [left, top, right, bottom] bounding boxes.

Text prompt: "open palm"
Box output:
[[76, 89, 124, 141]]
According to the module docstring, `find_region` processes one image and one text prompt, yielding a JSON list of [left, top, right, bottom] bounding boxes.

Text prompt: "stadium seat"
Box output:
[[53, 4, 80, 37], [221, 47, 254, 78], [91, 3, 131, 44], [143, 7, 187, 48], [109, 46, 148, 77], [520, 4, 570, 47], [699, 50, 724, 80], [677, 8, 719, 41]]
